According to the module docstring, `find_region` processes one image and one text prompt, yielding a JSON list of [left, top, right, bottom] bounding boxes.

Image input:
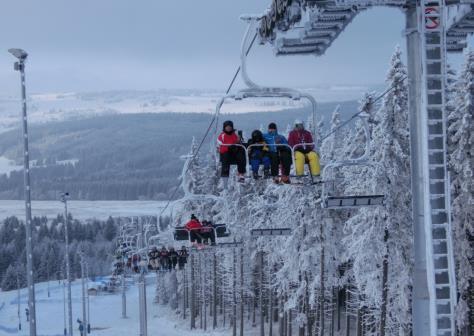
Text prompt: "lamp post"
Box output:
[[79, 253, 87, 336], [60, 192, 73, 336], [8, 47, 36, 336], [62, 272, 67, 336], [85, 263, 90, 334]]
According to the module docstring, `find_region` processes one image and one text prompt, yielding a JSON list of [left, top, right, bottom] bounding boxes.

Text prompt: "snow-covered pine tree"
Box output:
[[447, 51, 474, 331], [342, 46, 412, 335], [321, 105, 343, 163], [180, 137, 204, 196]]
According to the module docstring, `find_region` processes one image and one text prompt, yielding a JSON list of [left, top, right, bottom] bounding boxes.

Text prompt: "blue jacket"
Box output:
[[263, 131, 289, 152]]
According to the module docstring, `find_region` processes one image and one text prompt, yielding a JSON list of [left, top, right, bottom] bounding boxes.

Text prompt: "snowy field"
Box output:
[[0, 200, 167, 221], [0, 86, 378, 133], [0, 275, 228, 336]]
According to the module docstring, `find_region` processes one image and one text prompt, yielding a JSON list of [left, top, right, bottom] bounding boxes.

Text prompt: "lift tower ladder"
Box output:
[[421, 1, 457, 335]]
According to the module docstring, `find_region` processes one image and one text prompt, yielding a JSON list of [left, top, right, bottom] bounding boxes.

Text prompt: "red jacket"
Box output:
[[185, 219, 202, 231], [288, 129, 314, 151], [218, 131, 240, 154]]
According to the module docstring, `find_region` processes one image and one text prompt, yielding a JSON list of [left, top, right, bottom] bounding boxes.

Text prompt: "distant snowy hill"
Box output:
[[0, 85, 382, 133]]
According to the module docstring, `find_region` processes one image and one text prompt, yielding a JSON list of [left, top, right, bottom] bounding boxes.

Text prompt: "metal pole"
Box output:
[[81, 257, 87, 336], [86, 264, 90, 334], [138, 220, 148, 336], [12, 53, 37, 336], [47, 258, 50, 298], [63, 198, 73, 336], [122, 256, 127, 318], [63, 275, 67, 336], [405, 5, 431, 336], [17, 274, 21, 331]]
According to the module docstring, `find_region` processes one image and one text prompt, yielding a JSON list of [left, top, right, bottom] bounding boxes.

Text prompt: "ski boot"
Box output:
[[237, 173, 246, 183], [281, 175, 291, 184], [263, 169, 271, 179]]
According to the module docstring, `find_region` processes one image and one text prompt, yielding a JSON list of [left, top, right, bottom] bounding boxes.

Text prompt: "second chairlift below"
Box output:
[[217, 120, 320, 185], [174, 214, 231, 245]]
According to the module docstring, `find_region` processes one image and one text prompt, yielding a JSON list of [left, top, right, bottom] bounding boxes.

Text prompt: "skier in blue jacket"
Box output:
[[263, 122, 292, 184]]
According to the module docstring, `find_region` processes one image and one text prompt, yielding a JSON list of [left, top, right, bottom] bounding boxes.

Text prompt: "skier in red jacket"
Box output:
[[217, 120, 246, 183], [288, 119, 320, 177], [185, 214, 203, 243]]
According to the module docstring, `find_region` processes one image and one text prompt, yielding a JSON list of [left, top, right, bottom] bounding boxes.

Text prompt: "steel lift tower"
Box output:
[[255, 1, 474, 335]]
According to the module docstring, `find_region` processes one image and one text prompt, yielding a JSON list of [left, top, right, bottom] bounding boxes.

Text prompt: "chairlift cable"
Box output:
[[158, 32, 259, 219], [320, 75, 407, 142]]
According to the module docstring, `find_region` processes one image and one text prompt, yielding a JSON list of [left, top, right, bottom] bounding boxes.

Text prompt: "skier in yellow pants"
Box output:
[[294, 150, 320, 176], [288, 119, 321, 177]]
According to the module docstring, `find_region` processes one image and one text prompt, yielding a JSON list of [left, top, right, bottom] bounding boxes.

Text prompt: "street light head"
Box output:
[[60, 192, 70, 203], [8, 48, 28, 61]]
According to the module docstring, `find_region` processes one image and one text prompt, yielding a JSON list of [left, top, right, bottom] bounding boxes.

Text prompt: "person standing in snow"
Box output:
[[217, 120, 246, 183], [158, 246, 169, 271], [264, 122, 292, 184], [288, 119, 321, 178], [148, 246, 160, 270], [247, 130, 272, 180], [168, 247, 178, 270], [177, 246, 189, 270], [185, 214, 203, 244]]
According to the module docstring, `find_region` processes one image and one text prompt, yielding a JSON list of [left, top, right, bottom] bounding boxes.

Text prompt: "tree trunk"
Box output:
[[240, 248, 244, 336], [380, 229, 389, 336], [345, 288, 350, 336], [260, 252, 265, 336], [319, 221, 325, 336], [233, 248, 237, 336], [213, 252, 217, 329], [190, 254, 196, 329]]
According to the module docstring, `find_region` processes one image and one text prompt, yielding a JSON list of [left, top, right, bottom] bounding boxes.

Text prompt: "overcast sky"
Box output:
[[0, 1, 469, 94]]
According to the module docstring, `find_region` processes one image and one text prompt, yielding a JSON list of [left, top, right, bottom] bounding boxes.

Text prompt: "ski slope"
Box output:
[[0, 275, 227, 336]]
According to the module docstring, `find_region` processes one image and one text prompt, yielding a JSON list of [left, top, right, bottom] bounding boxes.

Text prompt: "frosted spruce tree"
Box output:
[[342, 46, 413, 335], [447, 51, 474, 331]]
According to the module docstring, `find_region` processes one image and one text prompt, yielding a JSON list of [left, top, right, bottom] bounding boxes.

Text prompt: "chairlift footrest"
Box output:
[[324, 195, 385, 208]]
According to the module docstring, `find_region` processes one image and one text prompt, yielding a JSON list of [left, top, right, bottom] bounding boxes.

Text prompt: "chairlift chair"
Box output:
[[169, 194, 232, 244], [214, 17, 321, 182], [321, 107, 385, 209]]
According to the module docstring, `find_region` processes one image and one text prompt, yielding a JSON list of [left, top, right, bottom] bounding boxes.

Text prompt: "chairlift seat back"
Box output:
[[215, 224, 230, 238], [174, 228, 190, 241]]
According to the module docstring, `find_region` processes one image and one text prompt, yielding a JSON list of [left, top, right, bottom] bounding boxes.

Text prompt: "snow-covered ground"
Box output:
[[0, 200, 167, 221], [0, 275, 227, 336]]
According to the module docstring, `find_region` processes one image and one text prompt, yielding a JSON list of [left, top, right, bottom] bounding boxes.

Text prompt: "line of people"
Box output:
[[148, 246, 189, 271], [217, 119, 321, 184]]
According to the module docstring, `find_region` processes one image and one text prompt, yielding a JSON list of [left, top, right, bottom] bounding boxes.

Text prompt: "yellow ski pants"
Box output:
[[294, 151, 320, 176]]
